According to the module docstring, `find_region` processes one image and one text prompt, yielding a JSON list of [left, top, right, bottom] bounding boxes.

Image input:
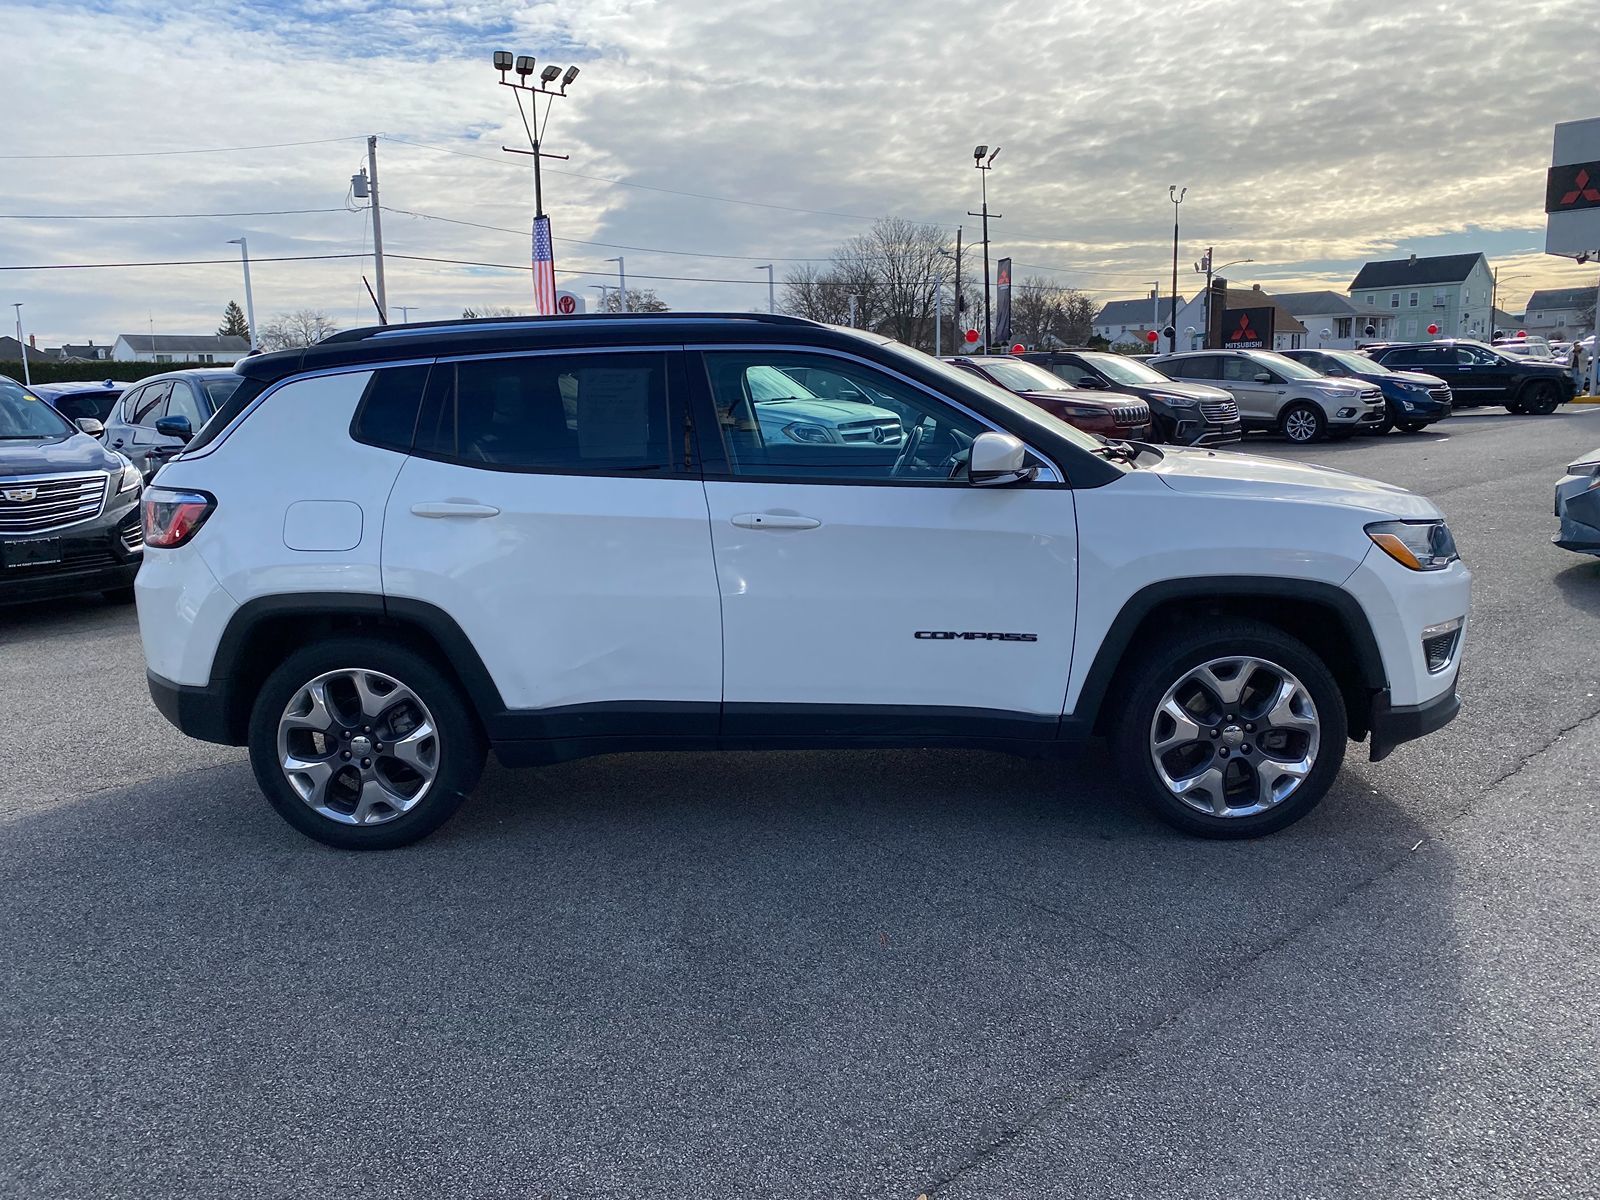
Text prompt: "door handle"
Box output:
[[410, 501, 501, 519], [731, 512, 821, 530]]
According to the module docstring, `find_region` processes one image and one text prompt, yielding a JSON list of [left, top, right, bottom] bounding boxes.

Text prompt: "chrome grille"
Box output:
[[837, 418, 904, 445], [1428, 387, 1452, 406], [0, 473, 109, 535], [120, 519, 144, 552], [1359, 388, 1384, 404], [1112, 402, 1151, 426], [1199, 399, 1239, 423]]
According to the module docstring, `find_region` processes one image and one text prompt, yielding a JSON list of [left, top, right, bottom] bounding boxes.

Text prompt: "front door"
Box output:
[[382, 350, 723, 735], [691, 349, 1079, 739], [1219, 355, 1285, 425]]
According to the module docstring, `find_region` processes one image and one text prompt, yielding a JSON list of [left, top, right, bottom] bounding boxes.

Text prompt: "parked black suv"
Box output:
[[1367, 340, 1574, 413], [0, 375, 144, 605], [1020, 350, 1242, 445]]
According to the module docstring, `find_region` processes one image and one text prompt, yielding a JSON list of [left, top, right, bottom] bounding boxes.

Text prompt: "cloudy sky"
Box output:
[[2, 0, 1596, 346]]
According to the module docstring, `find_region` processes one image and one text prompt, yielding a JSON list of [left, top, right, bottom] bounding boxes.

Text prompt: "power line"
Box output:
[[0, 253, 372, 271], [0, 208, 349, 220], [0, 136, 366, 161]]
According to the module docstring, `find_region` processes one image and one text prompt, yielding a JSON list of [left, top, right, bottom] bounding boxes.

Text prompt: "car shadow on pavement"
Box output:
[[1, 744, 1470, 1199], [1552, 558, 1600, 615]]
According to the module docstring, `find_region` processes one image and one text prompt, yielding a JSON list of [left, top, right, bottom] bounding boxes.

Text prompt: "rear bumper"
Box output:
[[147, 669, 238, 745], [1369, 684, 1460, 762]]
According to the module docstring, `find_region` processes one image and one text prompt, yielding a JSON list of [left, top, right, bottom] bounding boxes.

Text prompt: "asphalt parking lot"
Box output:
[[3, 408, 1598, 1199]]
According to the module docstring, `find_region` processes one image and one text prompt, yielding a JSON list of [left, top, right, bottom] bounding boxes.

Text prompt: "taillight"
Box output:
[[142, 487, 215, 548]]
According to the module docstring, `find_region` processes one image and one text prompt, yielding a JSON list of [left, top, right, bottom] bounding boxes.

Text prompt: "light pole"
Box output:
[[590, 284, 610, 311], [755, 264, 774, 313], [606, 257, 627, 311], [396, 305, 414, 323], [968, 146, 1002, 349], [11, 303, 28, 386], [226, 238, 258, 349], [1168, 185, 1187, 353], [494, 51, 580, 314]]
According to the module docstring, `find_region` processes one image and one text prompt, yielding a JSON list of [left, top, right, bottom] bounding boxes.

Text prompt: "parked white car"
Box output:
[[137, 315, 1469, 848], [1152, 349, 1387, 442]]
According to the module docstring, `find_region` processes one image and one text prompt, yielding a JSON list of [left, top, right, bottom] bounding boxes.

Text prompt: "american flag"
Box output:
[[531, 215, 557, 316]]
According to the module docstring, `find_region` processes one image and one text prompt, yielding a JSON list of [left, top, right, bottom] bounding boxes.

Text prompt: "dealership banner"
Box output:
[[1221, 306, 1274, 350], [994, 258, 1012, 346]]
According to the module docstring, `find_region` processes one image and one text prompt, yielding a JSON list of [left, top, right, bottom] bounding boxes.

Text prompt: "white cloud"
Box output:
[[1, 0, 1596, 346]]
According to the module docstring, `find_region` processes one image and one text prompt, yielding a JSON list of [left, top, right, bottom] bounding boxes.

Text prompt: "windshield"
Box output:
[[1323, 350, 1390, 375], [1251, 352, 1326, 380], [1079, 353, 1171, 386], [745, 364, 821, 402], [879, 343, 1105, 454], [1499, 342, 1552, 359], [0, 378, 75, 439], [202, 376, 244, 406], [977, 360, 1075, 393]]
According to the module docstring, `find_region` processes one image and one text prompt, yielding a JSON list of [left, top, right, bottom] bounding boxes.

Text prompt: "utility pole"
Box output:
[[1168, 185, 1186, 353], [934, 285, 943, 357], [969, 146, 1001, 350], [366, 136, 388, 324], [755, 264, 774, 313], [226, 238, 258, 349], [11, 304, 29, 386], [1196, 247, 1213, 349], [953, 226, 964, 340]]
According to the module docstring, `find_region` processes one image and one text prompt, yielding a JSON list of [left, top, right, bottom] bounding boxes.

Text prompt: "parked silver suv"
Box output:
[[1152, 349, 1385, 443]]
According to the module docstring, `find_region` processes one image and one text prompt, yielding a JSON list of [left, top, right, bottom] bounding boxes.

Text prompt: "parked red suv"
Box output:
[[942, 356, 1152, 440]]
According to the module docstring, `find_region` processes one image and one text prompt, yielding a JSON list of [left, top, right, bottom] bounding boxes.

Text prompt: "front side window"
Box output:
[[417, 353, 675, 474], [1039, 358, 1100, 387], [1222, 356, 1271, 382], [165, 381, 206, 428], [131, 381, 172, 425], [702, 351, 986, 483]]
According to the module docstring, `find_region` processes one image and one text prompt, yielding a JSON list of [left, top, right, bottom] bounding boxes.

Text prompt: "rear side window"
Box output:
[[416, 353, 676, 474], [351, 364, 432, 452], [1168, 356, 1219, 379]]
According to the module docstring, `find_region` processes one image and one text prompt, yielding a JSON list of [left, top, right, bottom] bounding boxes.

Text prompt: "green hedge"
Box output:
[[0, 360, 233, 385]]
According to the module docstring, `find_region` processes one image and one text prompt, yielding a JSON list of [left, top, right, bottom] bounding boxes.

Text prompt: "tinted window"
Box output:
[[132, 381, 172, 425], [420, 354, 674, 473], [1166, 356, 1219, 380], [1038, 358, 1100, 387], [1459, 346, 1499, 366], [702, 351, 986, 483], [52, 393, 116, 421], [351, 364, 431, 452], [1222, 357, 1270, 382], [166, 380, 206, 428], [201, 376, 243, 407]]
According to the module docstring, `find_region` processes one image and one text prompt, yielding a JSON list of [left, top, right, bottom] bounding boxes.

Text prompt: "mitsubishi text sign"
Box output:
[[1221, 306, 1274, 350], [1546, 116, 1600, 256]]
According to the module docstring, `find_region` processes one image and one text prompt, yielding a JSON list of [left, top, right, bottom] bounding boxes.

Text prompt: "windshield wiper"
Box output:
[[0, 434, 53, 440]]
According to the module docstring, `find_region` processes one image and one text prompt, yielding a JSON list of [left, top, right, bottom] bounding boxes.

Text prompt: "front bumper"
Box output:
[[1554, 473, 1600, 554], [1369, 684, 1461, 762], [0, 504, 143, 606]]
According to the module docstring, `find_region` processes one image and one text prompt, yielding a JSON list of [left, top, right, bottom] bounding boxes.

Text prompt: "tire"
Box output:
[[1504, 400, 1526, 415], [1519, 380, 1561, 415], [101, 586, 136, 604], [1110, 620, 1348, 839], [1279, 402, 1326, 444], [1369, 417, 1394, 435], [247, 637, 485, 850], [1397, 420, 1429, 434]]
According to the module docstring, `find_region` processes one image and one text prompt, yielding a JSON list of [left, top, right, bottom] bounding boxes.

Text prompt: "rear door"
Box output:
[[381, 349, 723, 737]]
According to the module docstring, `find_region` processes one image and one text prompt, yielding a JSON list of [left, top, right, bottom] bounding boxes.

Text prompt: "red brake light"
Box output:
[[142, 488, 215, 548]]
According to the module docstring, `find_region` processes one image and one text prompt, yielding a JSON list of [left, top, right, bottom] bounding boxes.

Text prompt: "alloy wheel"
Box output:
[[1283, 409, 1320, 442], [275, 668, 440, 826], [1148, 656, 1321, 819]]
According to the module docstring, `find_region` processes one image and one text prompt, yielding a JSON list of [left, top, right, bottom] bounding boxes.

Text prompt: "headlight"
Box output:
[[781, 421, 834, 444], [1366, 520, 1459, 571], [1151, 393, 1197, 409], [115, 455, 141, 494]]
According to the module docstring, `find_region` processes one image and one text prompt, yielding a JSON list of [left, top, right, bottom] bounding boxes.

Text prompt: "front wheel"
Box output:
[[1111, 621, 1348, 838], [1279, 402, 1326, 444], [248, 637, 485, 849], [1520, 380, 1561, 415], [1397, 420, 1430, 433]]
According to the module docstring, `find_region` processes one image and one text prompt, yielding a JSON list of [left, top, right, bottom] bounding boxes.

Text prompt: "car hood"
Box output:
[[1137, 381, 1233, 402], [0, 431, 121, 477], [754, 398, 898, 424], [1149, 446, 1442, 518], [1019, 389, 1139, 410], [1383, 370, 1447, 387]]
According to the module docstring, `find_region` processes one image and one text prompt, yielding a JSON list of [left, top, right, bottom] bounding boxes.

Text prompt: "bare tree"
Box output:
[[1011, 277, 1097, 349], [595, 288, 670, 313], [780, 263, 860, 326], [461, 305, 522, 318], [258, 310, 339, 350]]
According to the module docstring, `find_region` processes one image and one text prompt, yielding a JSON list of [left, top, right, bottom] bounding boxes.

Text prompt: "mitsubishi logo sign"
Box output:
[[1546, 118, 1600, 256], [1547, 162, 1600, 212], [1221, 305, 1274, 350]]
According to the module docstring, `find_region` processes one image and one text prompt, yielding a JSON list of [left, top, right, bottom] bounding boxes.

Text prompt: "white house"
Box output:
[[1521, 285, 1597, 341], [1347, 253, 1495, 341], [1165, 285, 1309, 352], [111, 334, 249, 365], [1274, 291, 1394, 349], [1092, 294, 1179, 348]]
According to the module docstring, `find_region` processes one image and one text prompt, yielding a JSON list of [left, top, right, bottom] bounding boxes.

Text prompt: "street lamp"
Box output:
[[11, 303, 28, 386], [969, 145, 1002, 349], [755, 264, 774, 313], [1167, 185, 1187, 353], [606, 257, 627, 311], [226, 237, 258, 350], [494, 47, 580, 315]]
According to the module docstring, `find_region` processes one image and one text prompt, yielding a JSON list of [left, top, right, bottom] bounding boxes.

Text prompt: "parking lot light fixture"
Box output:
[[1168, 185, 1187, 354], [969, 147, 1003, 349], [515, 55, 535, 77], [540, 64, 562, 84], [493, 50, 513, 77], [562, 65, 580, 89]]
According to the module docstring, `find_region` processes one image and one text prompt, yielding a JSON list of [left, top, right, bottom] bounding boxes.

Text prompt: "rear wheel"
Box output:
[[248, 638, 485, 850], [1280, 402, 1326, 444], [1111, 621, 1347, 838], [1520, 380, 1561, 415]]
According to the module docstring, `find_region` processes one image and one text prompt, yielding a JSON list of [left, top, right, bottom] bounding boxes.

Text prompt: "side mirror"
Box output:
[[154, 414, 193, 443], [74, 417, 105, 437], [1253, 372, 1273, 383], [968, 431, 1037, 487]]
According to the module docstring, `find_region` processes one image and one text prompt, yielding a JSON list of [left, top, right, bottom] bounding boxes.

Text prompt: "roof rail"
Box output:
[[322, 311, 816, 344]]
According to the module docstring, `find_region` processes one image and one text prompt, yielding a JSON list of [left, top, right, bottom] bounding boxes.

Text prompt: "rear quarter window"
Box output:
[[350, 364, 432, 452]]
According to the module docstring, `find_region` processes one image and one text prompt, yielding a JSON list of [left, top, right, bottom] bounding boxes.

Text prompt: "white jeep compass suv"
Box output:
[[136, 314, 1469, 849]]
